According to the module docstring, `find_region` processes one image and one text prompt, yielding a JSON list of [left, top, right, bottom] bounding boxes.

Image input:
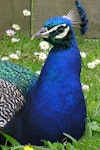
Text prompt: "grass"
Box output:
[[0, 32, 100, 150]]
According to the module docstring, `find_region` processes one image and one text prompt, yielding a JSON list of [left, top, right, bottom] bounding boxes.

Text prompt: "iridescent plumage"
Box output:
[[0, 61, 38, 93]]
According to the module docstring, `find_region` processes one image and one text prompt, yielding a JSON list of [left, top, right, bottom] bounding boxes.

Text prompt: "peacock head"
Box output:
[[32, 0, 88, 48], [33, 17, 74, 47]]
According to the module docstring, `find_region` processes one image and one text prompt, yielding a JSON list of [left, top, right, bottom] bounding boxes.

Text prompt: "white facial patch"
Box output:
[[55, 26, 70, 39]]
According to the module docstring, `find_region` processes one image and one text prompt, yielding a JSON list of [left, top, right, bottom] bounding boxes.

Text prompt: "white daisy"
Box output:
[[1, 56, 9, 61], [94, 59, 100, 65], [87, 62, 96, 69], [6, 29, 16, 36], [39, 41, 49, 50], [11, 38, 20, 43], [34, 52, 47, 61], [81, 84, 89, 91], [15, 50, 21, 56], [23, 9, 31, 16], [9, 54, 19, 60], [12, 24, 21, 30], [38, 52, 47, 61], [80, 52, 86, 58]]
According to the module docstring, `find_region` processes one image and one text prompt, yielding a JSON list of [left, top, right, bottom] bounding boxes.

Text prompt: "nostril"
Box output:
[[40, 27, 48, 34]]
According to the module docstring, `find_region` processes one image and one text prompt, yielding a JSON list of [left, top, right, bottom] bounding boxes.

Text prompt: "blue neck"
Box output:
[[28, 36, 83, 110], [36, 37, 81, 88]]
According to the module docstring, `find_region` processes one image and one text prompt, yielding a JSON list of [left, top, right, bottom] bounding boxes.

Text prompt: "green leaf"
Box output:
[[33, 145, 54, 150], [63, 133, 77, 144], [0, 145, 10, 150], [0, 132, 21, 146], [88, 121, 100, 132]]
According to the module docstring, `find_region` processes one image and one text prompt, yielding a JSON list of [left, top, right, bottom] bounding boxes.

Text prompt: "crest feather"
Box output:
[[63, 0, 88, 34]]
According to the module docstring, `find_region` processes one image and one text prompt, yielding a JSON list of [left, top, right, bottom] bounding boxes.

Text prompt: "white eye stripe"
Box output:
[[49, 24, 67, 33], [42, 24, 67, 35], [55, 26, 70, 39]]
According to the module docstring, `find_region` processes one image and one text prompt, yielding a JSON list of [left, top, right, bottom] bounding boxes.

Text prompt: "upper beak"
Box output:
[[31, 27, 49, 40]]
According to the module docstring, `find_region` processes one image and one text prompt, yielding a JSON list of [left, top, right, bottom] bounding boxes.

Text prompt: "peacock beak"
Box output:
[[31, 27, 49, 40]]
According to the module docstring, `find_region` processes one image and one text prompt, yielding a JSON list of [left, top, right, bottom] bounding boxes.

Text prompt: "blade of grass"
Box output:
[[0, 132, 21, 146]]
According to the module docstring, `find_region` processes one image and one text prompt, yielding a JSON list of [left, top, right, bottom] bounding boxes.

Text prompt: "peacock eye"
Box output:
[[57, 26, 65, 33]]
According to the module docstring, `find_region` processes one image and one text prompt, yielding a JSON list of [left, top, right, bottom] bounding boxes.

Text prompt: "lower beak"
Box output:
[[31, 27, 49, 40]]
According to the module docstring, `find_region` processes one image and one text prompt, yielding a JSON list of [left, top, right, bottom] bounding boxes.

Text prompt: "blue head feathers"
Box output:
[[43, 17, 72, 28]]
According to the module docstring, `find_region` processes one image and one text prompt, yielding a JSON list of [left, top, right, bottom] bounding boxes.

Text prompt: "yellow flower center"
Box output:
[[24, 145, 34, 150]]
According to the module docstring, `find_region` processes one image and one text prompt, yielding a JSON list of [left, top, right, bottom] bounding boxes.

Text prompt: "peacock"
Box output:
[[0, 0, 88, 146]]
